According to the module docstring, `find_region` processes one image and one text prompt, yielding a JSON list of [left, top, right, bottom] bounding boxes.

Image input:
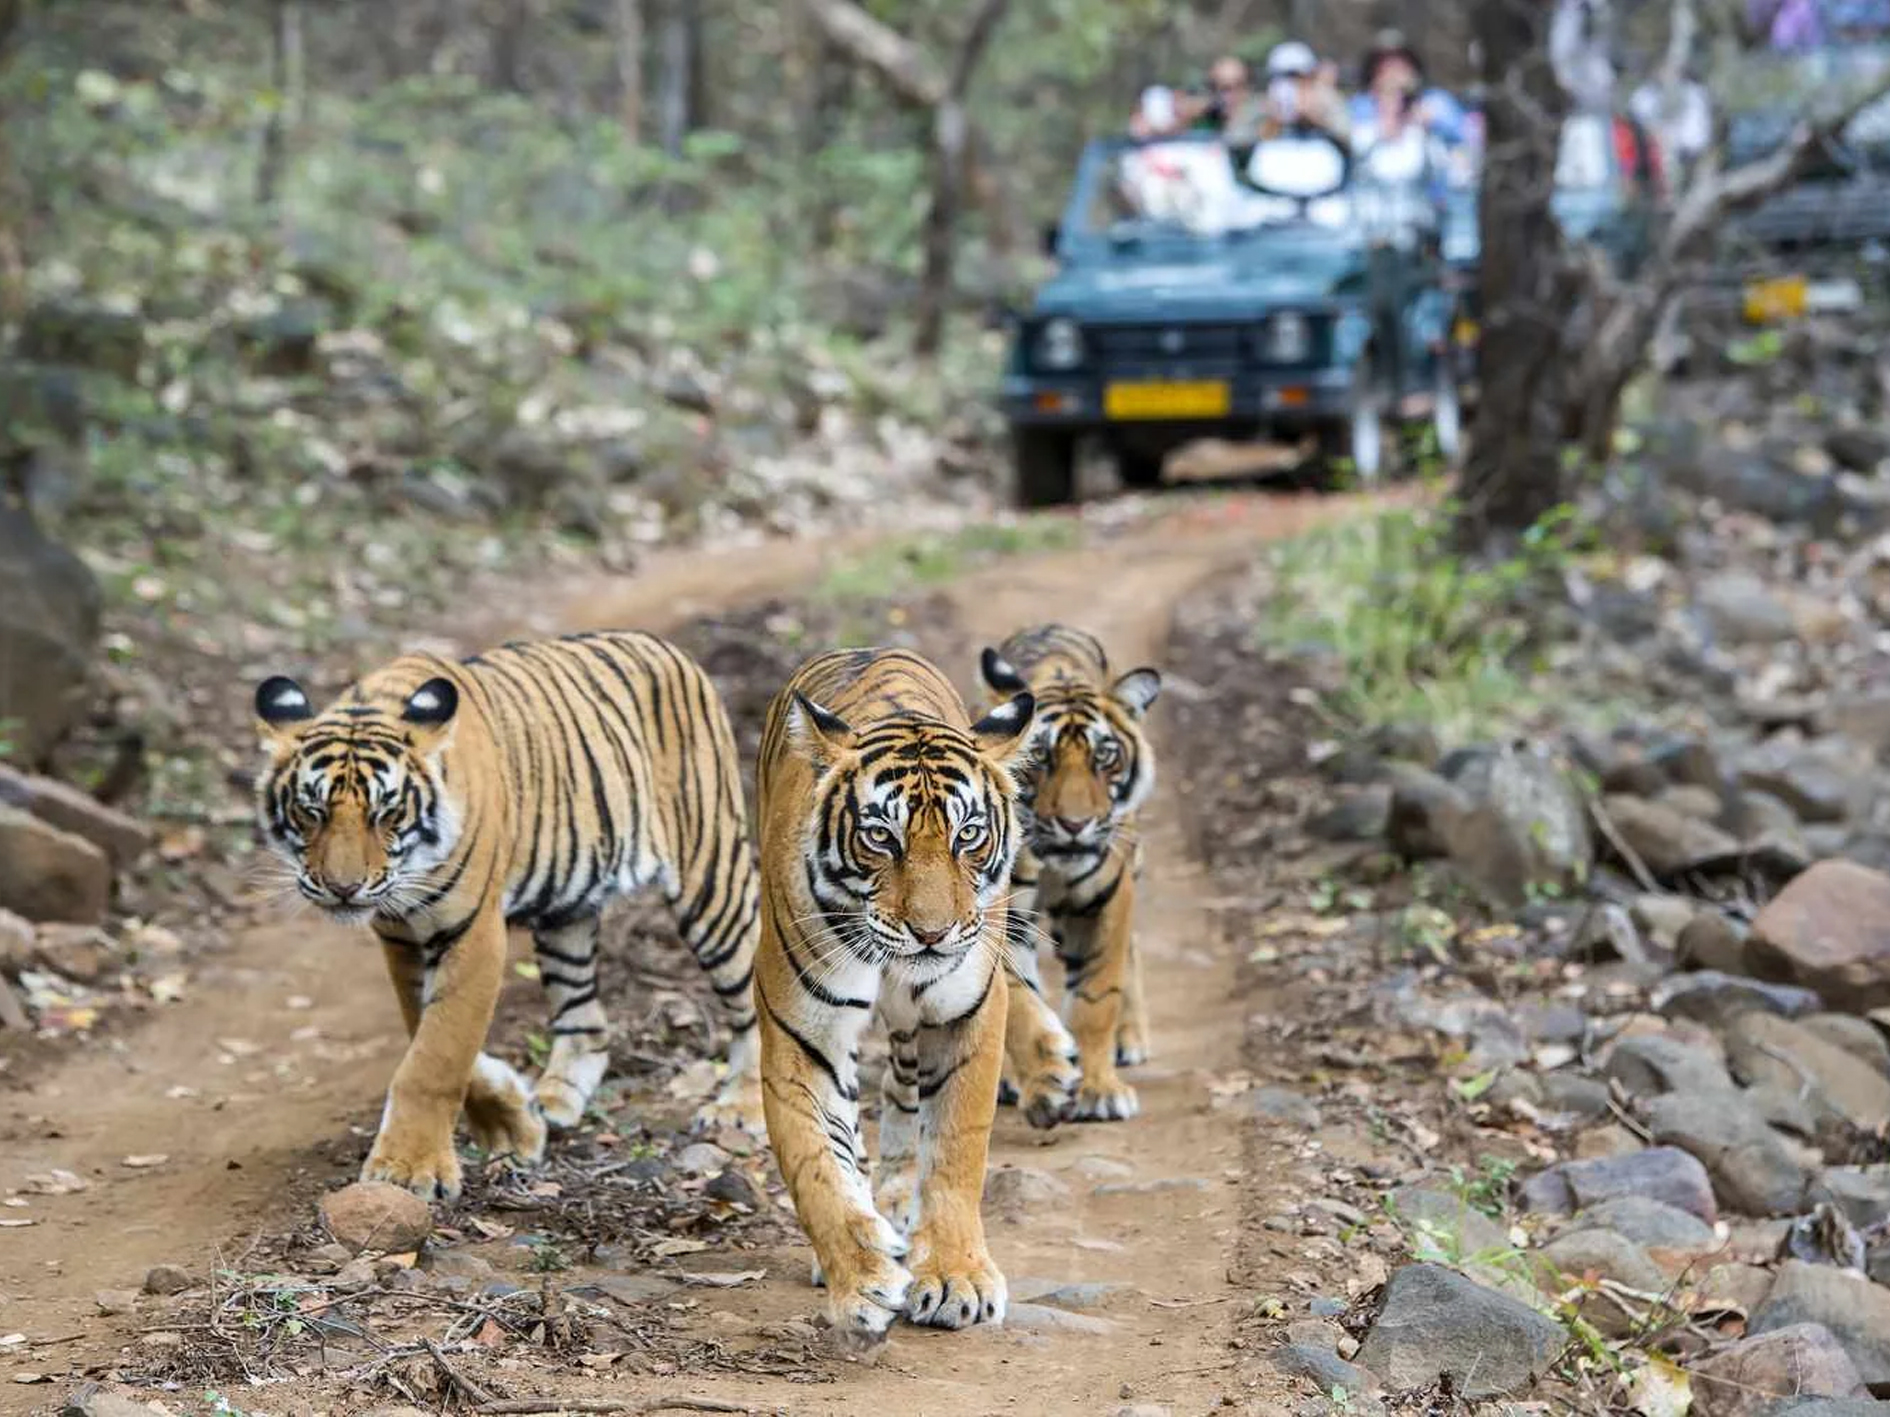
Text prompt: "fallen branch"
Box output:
[[476, 1399, 750, 1415], [423, 1337, 498, 1408]]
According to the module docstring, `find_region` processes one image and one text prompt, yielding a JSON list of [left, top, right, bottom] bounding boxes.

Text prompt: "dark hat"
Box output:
[[1360, 27, 1425, 88]]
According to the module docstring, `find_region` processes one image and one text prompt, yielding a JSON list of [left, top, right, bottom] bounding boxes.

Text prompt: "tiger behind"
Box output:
[[252, 631, 761, 1201], [753, 647, 1034, 1343], [980, 624, 1160, 1123]]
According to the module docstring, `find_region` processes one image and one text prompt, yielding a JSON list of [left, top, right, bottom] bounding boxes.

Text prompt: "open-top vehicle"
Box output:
[[999, 127, 1465, 507]]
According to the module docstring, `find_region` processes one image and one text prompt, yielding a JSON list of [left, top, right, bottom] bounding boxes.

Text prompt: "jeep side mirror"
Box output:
[[1041, 222, 1061, 257]]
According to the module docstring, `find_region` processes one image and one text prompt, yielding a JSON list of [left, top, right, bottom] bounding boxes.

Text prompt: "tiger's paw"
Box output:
[[533, 1046, 610, 1130], [996, 1076, 1021, 1107], [362, 1130, 463, 1203], [906, 1249, 1007, 1330], [692, 1077, 766, 1137], [1114, 1037, 1150, 1067], [1072, 1076, 1139, 1122], [815, 1215, 914, 1342], [466, 1055, 549, 1161], [1019, 1046, 1080, 1129]]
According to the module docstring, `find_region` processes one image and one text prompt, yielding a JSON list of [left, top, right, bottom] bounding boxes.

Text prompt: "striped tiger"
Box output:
[[753, 647, 1034, 1342], [251, 632, 761, 1202], [979, 624, 1161, 1123]]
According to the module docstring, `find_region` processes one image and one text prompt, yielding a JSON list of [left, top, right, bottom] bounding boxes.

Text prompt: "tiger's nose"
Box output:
[[909, 923, 952, 947], [331, 882, 364, 903], [1054, 817, 1088, 836]]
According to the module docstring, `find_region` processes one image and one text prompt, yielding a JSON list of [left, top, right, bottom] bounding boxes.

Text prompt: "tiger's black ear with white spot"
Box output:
[[980, 647, 1027, 695], [972, 690, 1035, 768], [787, 691, 856, 765], [255, 676, 315, 748], [1110, 667, 1162, 718], [400, 677, 460, 752]]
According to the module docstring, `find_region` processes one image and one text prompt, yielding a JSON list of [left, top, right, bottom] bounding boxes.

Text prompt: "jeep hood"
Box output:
[[1031, 239, 1360, 321]]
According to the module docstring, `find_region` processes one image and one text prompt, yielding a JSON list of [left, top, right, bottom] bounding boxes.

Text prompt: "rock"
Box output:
[[93, 1289, 140, 1315], [1270, 1343, 1378, 1395], [1812, 1168, 1890, 1232], [1564, 1196, 1719, 1251], [1729, 788, 1807, 840], [1771, 1403, 1890, 1416], [1677, 914, 1755, 977], [1802, 1014, 1890, 1075], [1354, 1264, 1564, 1399], [706, 1168, 759, 1208], [0, 803, 110, 924], [303, 1241, 352, 1273], [0, 905, 34, 971], [1539, 1074, 1611, 1120], [1519, 1147, 1718, 1224], [1643, 1091, 1809, 1216], [1697, 570, 1800, 645], [1654, 970, 1821, 1031], [1600, 794, 1741, 877], [1384, 1186, 1532, 1294], [1445, 741, 1595, 892], [331, 1258, 377, 1293], [1516, 1001, 1589, 1044], [1697, 1262, 1778, 1317], [1781, 1202, 1868, 1271], [1005, 1301, 1114, 1335], [1738, 749, 1856, 826], [1601, 1033, 1735, 1100], [1750, 1083, 1821, 1138], [983, 1166, 1071, 1217], [19, 300, 144, 379], [1692, 1322, 1868, 1417], [1633, 893, 1700, 950], [319, 1181, 432, 1255], [1751, 1261, 1890, 1383], [1826, 426, 1890, 474], [1538, 1228, 1666, 1293], [142, 1264, 192, 1295], [674, 1141, 728, 1176], [1822, 694, 1890, 761], [1667, 447, 1850, 533], [1245, 1085, 1322, 1128], [0, 508, 101, 763], [1385, 765, 1470, 861], [1011, 1279, 1133, 1311], [425, 1249, 495, 1280], [1660, 784, 1726, 821], [1366, 721, 1440, 766], [1747, 862, 1890, 1010], [1724, 1014, 1890, 1132], [59, 1387, 163, 1417], [1307, 787, 1391, 842], [0, 766, 150, 866]]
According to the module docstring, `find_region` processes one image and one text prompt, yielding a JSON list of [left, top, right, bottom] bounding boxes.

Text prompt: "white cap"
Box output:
[[1139, 85, 1176, 129], [1267, 41, 1318, 78]]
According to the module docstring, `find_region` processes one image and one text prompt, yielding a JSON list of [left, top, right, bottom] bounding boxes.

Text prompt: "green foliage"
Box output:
[[1448, 1155, 1519, 1218], [1262, 504, 1586, 740], [818, 518, 1082, 602]]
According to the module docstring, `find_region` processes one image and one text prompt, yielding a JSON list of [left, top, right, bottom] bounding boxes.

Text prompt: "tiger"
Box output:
[[251, 631, 763, 1202], [979, 624, 1161, 1123], [752, 647, 1035, 1343]]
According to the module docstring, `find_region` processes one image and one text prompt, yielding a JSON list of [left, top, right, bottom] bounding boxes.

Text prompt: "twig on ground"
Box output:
[[476, 1399, 750, 1415], [1587, 797, 1659, 893], [424, 1337, 498, 1407]]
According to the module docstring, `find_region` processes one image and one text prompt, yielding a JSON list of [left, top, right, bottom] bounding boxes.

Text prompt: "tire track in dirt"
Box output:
[[0, 488, 1405, 1415]]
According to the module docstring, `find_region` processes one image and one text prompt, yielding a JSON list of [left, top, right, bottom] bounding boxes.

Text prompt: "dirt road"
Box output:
[[0, 489, 1399, 1416]]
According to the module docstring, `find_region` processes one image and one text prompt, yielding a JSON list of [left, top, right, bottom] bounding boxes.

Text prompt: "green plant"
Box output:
[[528, 1238, 570, 1273], [818, 519, 1083, 603], [1449, 1155, 1519, 1218]]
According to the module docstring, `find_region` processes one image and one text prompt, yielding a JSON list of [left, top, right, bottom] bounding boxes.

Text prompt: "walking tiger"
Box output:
[[252, 631, 761, 1201]]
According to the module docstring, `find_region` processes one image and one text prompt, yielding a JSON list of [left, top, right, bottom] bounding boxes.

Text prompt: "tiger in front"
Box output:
[[753, 647, 1034, 1344], [251, 631, 762, 1202], [979, 624, 1161, 1123]]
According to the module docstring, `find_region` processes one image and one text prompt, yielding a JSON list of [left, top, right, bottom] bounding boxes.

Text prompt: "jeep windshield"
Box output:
[[1087, 134, 1350, 242]]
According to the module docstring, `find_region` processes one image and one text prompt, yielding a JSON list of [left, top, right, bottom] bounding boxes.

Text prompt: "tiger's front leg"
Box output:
[[995, 875, 1078, 1127], [1059, 877, 1139, 1122], [757, 977, 910, 1345], [366, 905, 510, 1200], [905, 960, 1009, 1328]]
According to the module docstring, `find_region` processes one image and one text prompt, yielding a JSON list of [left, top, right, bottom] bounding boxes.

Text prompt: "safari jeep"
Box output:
[[999, 128, 1463, 507]]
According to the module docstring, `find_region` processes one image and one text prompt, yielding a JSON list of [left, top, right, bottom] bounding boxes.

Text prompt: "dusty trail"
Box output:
[[0, 489, 1400, 1415]]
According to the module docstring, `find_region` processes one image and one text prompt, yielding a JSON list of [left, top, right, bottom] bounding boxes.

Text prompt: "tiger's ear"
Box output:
[[786, 691, 855, 765], [400, 676, 460, 754], [1110, 667, 1162, 718], [980, 647, 1027, 695], [971, 691, 1035, 767], [254, 675, 315, 750]]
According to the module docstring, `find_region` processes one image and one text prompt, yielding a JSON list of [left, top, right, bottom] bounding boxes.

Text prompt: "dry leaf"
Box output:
[[121, 1154, 169, 1169], [469, 1217, 513, 1239], [576, 1353, 622, 1370], [0, 1219, 38, 1228], [677, 1270, 766, 1288], [1629, 1353, 1692, 1417], [527, 1181, 563, 1198], [22, 1170, 87, 1195], [652, 1238, 711, 1257], [472, 1319, 507, 1349]]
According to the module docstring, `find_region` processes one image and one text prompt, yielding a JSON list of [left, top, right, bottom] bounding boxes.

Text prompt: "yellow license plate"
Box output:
[[1104, 380, 1230, 420], [1454, 317, 1480, 346], [1744, 274, 1807, 324]]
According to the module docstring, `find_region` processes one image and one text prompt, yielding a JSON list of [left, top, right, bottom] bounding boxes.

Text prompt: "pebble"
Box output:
[[1354, 1264, 1565, 1400], [1693, 1322, 1867, 1417], [319, 1180, 432, 1255], [141, 1264, 192, 1296], [92, 1290, 140, 1316], [1006, 1301, 1115, 1335]]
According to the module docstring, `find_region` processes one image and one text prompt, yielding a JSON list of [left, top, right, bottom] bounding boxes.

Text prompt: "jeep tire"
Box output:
[[1013, 427, 1078, 508], [1116, 448, 1164, 490]]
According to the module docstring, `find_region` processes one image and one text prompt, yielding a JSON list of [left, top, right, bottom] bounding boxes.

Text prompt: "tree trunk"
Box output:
[[0, 0, 24, 321], [1455, 0, 1572, 549], [490, 0, 533, 93], [657, 0, 695, 157], [256, 0, 304, 209], [913, 0, 1011, 358], [614, 0, 643, 141], [803, 34, 853, 245]]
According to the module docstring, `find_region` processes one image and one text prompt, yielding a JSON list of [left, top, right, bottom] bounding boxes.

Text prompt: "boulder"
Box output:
[[1562, 1195, 1719, 1251], [1385, 765, 1466, 861], [1724, 1014, 1890, 1132], [1696, 571, 1799, 646], [1811, 1168, 1890, 1232], [1801, 1014, 1890, 1075], [1386, 1186, 1533, 1298], [1444, 742, 1594, 890], [1751, 1261, 1890, 1384], [0, 507, 101, 762], [1738, 749, 1856, 826], [1746, 861, 1890, 1010], [1537, 1228, 1665, 1293], [1354, 1264, 1564, 1399], [1677, 914, 1754, 975], [0, 766, 150, 866], [319, 1181, 433, 1255], [1519, 1147, 1718, 1225], [1642, 1092, 1809, 1216], [1599, 794, 1741, 877], [1653, 971, 1821, 1031], [1268, 1344, 1378, 1395], [0, 805, 111, 923], [1601, 1034, 1736, 1100], [1692, 1322, 1867, 1417]]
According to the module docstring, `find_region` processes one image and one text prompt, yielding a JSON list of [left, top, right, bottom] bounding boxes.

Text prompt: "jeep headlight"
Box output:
[[1258, 312, 1311, 364], [1034, 317, 1085, 371]]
